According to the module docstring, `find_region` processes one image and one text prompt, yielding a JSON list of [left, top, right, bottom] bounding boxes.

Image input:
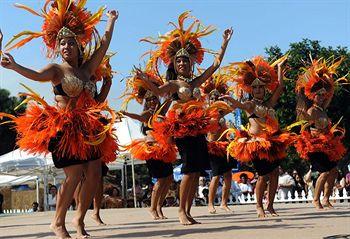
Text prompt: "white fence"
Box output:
[[224, 188, 350, 205]]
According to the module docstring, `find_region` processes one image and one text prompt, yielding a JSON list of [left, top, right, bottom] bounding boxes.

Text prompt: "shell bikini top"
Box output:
[[53, 74, 97, 98]]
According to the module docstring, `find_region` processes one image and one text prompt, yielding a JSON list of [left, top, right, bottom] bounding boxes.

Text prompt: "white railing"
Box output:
[[224, 188, 350, 205], [2, 209, 32, 214]]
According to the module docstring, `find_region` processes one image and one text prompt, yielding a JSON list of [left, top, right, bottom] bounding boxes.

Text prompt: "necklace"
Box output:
[[178, 75, 193, 83], [252, 98, 263, 104]]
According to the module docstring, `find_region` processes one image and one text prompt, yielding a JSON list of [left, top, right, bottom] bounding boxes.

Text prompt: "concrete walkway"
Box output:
[[0, 203, 349, 239]]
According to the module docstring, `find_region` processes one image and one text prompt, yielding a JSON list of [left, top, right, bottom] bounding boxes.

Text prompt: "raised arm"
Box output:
[[95, 76, 112, 103], [1, 53, 57, 82], [268, 58, 287, 107], [83, 10, 118, 76], [192, 28, 233, 88]]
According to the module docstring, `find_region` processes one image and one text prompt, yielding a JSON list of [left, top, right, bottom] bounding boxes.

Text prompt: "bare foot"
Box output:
[[186, 212, 201, 224], [178, 211, 192, 225], [149, 209, 160, 220], [71, 218, 90, 238], [313, 200, 324, 210], [322, 200, 334, 209], [50, 223, 71, 239], [208, 205, 216, 214], [156, 207, 167, 219], [220, 205, 233, 213], [91, 213, 106, 226], [266, 206, 279, 217], [257, 207, 266, 218]]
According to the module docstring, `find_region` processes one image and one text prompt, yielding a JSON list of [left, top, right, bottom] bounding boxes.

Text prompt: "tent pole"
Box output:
[[131, 157, 137, 208], [35, 176, 40, 205]]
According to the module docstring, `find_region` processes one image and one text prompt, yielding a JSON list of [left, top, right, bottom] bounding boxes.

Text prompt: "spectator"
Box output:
[[165, 181, 178, 206], [292, 170, 307, 198], [230, 180, 242, 203], [278, 166, 295, 199], [238, 173, 253, 200], [48, 185, 58, 211], [102, 185, 123, 208], [28, 202, 39, 212], [197, 177, 209, 205], [345, 171, 350, 197]]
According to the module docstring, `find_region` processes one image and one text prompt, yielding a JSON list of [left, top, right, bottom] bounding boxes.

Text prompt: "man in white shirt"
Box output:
[[238, 173, 253, 200], [278, 166, 295, 199]]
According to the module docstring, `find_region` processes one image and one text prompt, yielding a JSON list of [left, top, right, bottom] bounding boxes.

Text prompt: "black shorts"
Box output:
[[146, 159, 173, 179], [309, 152, 337, 173], [175, 135, 210, 174], [210, 155, 237, 176], [252, 158, 279, 176], [48, 131, 98, 169], [101, 163, 109, 177]]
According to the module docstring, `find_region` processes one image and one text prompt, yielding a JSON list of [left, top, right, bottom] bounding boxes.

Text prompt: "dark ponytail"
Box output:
[[166, 62, 177, 81]]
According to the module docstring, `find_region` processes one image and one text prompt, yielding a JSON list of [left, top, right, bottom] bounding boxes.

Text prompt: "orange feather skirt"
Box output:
[[1, 91, 118, 163], [227, 129, 292, 163], [207, 141, 228, 158], [152, 100, 219, 140], [294, 129, 346, 162]]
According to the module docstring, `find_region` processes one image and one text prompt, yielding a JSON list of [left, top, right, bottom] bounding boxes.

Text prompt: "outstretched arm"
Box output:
[[192, 28, 233, 88], [120, 110, 150, 123], [84, 10, 118, 76], [268, 58, 287, 107], [1, 53, 57, 82], [219, 95, 253, 112], [95, 76, 112, 103], [135, 68, 177, 97]]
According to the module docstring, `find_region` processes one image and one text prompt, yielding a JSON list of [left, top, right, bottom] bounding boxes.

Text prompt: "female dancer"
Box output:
[[137, 12, 233, 224], [1, 1, 117, 238], [121, 70, 176, 220], [222, 56, 288, 218], [295, 58, 346, 209], [202, 73, 236, 214]]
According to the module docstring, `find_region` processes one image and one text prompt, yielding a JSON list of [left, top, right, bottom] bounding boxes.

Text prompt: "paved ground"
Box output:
[[0, 202, 349, 239]]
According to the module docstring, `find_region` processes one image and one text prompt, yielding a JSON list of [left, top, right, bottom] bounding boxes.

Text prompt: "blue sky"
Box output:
[[0, 0, 349, 112]]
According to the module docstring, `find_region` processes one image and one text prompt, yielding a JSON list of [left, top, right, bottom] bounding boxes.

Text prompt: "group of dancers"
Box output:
[[0, 1, 347, 238]]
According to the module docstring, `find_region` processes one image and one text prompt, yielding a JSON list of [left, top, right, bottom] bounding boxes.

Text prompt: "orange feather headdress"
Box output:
[[140, 11, 216, 69], [296, 57, 343, 100], [121, 67, 165, 108], [225, 56, 285, 96], [5, 0, 104, 58], [202, 69, 230, 97]]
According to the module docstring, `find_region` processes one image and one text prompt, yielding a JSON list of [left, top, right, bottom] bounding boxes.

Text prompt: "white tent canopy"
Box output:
[[0, 149, 54, 176], [0, 174, 37, 186]]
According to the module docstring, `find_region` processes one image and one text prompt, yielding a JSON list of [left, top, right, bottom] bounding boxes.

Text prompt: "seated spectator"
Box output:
[[102, 184, 123, 208], [48, 185, 57, 211], [292, 170, 307, 198], [238, 173, 253, 200], [230, 180, 242, 202], [28, 202, 39, 212], [278, 166, 295, 199]]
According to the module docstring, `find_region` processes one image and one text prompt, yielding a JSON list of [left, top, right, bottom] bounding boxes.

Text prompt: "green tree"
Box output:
[[265, 39, 350, 174], [0, 88, 26, 155]]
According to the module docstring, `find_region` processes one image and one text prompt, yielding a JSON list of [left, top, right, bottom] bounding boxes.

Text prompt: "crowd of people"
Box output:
[[0, 0, 348, 238]]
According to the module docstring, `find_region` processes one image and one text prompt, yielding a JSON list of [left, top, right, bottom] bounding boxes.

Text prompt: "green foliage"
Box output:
[[0, 88, 26, 155], [265, 39, 350, 174]]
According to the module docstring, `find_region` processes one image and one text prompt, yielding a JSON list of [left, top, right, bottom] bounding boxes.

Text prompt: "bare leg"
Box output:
[[313, 171, 329, 210], [266, 168, 279, 216], [220, 171, 233, 212], [322, 167, 338, 208], [157, 176, 173, 219], [50, 164, 84, 239], [91, 177, 106, 225], [186, 172, 200, 224], [178, 173, 193, 225], [150, 179, 161, 220], [255, 175, 268, 218], [72, 159, 101, 238], [208, 176, 220, 214]]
